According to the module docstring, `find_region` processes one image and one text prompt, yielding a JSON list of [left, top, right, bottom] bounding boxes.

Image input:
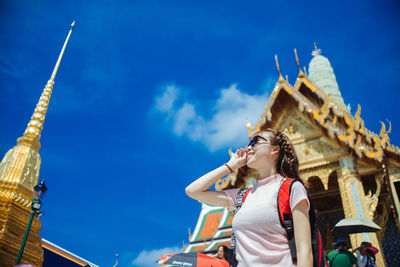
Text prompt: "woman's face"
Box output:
[[217, 246, 225, 259], [246, 132, 279, 170]]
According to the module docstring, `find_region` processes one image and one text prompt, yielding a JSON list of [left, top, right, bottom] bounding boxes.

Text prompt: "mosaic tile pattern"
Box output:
[[382, 219, 400, 266]]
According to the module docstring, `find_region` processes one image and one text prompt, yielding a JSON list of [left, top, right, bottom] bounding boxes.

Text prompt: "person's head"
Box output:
[[246, 129, 300, 179], [334, 238, 349, 250], [216, 245, 228, 260], [360, 241, 378, 257]]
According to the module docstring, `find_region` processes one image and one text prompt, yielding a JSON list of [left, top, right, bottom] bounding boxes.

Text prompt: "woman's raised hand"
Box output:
[[227, 148, 247, 171], [185, 148, 247, 207]]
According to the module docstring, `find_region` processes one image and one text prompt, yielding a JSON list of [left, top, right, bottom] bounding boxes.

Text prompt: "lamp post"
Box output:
[[15, 180, 47, 265]]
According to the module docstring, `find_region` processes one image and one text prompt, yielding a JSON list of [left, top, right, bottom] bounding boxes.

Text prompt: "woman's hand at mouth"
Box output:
[[226, 148, 247, 171]]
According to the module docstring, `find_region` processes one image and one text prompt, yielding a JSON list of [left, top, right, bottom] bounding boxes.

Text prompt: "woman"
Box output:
[[185, 129, 313, 267], [216, 245, 229, 261], [355, 242, 378, 267]]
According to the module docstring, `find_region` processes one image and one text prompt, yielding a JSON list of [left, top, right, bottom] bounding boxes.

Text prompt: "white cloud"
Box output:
[[154, 83, 270, 151], [132, 246, 181, 267], [155, 85, 180, 112]]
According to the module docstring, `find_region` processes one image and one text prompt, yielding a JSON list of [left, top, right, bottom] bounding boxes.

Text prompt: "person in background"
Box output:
[[354, 241, 378, 267], [215, 245, 229, 261], [328, 238, 356, 267]]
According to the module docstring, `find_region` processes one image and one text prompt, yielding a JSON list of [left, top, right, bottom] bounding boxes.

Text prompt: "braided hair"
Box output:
[[258, 128, 301, 180]]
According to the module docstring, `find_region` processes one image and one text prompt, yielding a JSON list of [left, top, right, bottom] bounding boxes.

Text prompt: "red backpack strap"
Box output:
[[277, 178, 295, 226], [277, 178, 297, 263], [278, 179, 327, 267], [242, 188, 251, 203]]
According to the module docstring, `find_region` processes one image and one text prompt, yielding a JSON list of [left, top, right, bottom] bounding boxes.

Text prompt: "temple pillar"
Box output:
[[338, 156, 385, 267]]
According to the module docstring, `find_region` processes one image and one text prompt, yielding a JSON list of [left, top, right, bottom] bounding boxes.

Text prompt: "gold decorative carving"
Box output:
[[20, 150, 41, 190], [374, 200, 389, 242], [245, 121, 260, 137], [258, 72, 400, 164], [215, 173, 237, 191], [277, 108, 316, 136], [387, 162, 400, 177], [294, 48, 305, 78], [301, 166, 338, 190], [286, 123, 297, 135], [365, 172, 384, 218], [274, 55, 284, 83]]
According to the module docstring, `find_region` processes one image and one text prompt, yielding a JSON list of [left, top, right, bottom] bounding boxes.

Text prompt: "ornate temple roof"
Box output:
[[255, 50, 399, 164], [184, 204, 232, 253], [42, 239, 99, 267]]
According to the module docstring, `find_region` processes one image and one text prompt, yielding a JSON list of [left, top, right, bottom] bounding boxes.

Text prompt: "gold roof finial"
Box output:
[[294, 48, 304, 78], [311, 42, 322, 57], [246, 121, 261, 137], [275, 55, 284, 83], [245, 120, 254, 137], [188, 227, 192, 240], [22, 21, 75, 143]]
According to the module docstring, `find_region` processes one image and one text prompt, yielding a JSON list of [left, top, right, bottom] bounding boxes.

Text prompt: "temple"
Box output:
[[184, 45, 400, 267], [42, 239, 98, 267]]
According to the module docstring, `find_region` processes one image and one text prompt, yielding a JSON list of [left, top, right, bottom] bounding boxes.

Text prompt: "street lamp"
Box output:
[[15, 180, 47, 265]]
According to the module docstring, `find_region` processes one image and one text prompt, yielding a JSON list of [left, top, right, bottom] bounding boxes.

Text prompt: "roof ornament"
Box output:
[[303, 66, 308, 76], [188, 227, 192, 240], [274, 55, 284, 83], [294, 48, 304, 78], [112, 253, 118, 267], [22, 21, 75, 144], [246, 121, 260, 137], [379, 119, 392, 147], [311, 42, 322, 57]]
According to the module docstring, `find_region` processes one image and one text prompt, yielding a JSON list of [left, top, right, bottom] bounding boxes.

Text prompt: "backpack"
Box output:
[[364, 256, 376, 267], [229, 178, 326, 267]]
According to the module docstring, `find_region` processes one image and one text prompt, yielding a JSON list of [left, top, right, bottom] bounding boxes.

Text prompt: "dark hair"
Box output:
[[258, 128, 300, 180], [217, 245, 229, 260], [365, 248, 375, 258]]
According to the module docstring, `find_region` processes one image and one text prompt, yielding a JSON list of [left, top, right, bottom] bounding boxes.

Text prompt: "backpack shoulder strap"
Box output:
[[230, 187, 251, 252], [234, 187, 251, 214], [277, 178, 297, 263], [277, 178, 295, 227], [330, 249, 343, 265], [277, 179, 326, 267]]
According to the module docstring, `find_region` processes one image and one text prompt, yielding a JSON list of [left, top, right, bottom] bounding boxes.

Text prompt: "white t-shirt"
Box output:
[[224, 174, 309, 267]]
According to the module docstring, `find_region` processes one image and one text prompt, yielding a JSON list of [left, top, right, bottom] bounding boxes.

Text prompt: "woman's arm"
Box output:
[[185, 148, 247, 206], [292, 199, 313, 267], [355, 250, 364, 267]]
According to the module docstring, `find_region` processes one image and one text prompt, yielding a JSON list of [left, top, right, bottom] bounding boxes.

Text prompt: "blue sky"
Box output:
[[1, 0, 399, 266]]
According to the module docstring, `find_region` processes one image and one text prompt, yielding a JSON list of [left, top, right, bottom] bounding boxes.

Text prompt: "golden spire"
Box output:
[[22, 21, 75, 146], [274, 55, 284, 83], [294, 48, 304, 78]]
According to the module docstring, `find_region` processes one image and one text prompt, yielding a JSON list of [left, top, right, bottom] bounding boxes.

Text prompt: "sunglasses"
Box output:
[[247, 135, 269, 147]]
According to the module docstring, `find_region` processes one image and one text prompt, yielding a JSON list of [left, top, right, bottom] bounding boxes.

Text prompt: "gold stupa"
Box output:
[[0, 22, 75, 267]]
